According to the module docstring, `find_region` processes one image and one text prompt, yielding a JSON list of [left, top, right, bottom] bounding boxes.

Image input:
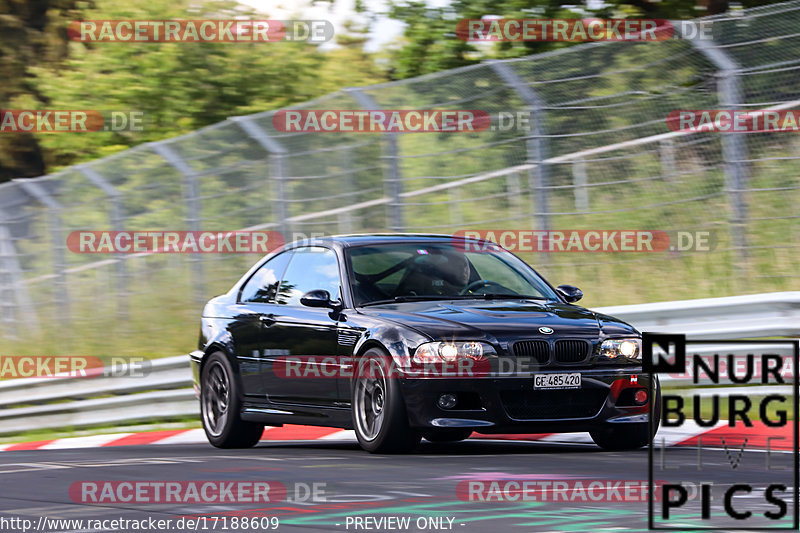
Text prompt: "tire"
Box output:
[[200, 351, 264, 448], [422, 429, 473, 443], [352, 348, 421, 453], [590, 380, 661, 451]]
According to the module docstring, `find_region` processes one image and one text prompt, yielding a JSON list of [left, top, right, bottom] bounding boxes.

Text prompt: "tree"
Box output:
[[383, 0, 788, 80], [0, 0, 83, 180], [4, 0, 386, 177]]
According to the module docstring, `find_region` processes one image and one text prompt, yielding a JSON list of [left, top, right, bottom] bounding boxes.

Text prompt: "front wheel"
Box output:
[[200, 352, 264, 448], [352, 348, 420, 453]]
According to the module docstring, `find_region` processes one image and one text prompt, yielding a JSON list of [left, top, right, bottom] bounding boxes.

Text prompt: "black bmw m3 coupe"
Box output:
[[190, 234, 659, 453]]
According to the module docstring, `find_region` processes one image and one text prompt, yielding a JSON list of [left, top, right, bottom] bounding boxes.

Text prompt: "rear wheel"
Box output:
[[422, 429, 473, 443], [352, 348, 420, 453], [201, 352, 264, 448]]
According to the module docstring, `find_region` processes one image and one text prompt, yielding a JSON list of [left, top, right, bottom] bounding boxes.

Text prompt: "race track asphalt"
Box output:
[[0, 438, 795, 532]]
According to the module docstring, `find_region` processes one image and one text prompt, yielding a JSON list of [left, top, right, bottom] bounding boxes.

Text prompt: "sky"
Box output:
[[236, 0, 408, 51]]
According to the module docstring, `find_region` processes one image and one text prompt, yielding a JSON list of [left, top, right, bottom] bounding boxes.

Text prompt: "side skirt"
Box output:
[[241, 400, 354, 429]]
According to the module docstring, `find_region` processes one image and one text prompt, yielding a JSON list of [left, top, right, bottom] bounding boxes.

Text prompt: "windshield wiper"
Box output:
[[359, 295, 462, 307], [359, 294, 554, 306], [471, 294, 554, 301]]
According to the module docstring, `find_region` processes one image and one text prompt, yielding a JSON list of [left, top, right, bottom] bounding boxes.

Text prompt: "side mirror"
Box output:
[[300, 289, 340, 309], [556, 284, 583, 303]]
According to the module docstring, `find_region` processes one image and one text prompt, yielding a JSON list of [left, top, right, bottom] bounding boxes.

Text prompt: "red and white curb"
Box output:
[[0, 421, 790, 452]]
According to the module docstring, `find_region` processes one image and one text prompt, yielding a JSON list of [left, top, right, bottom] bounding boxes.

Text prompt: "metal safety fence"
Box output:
[[1, 291, 797, 435], [1, 2, 799, 349]]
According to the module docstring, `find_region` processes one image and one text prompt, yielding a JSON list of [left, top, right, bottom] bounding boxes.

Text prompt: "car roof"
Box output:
[[284, 233, 487, 249]]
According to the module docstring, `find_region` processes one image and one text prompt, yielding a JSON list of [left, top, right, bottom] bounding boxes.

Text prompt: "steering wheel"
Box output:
[[460, 279, 508, 295]]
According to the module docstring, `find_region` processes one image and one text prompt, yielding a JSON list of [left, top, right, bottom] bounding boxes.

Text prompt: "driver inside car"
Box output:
[[396, 250, 472, 296]]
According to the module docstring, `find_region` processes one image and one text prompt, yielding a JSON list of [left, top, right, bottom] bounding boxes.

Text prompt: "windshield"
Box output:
[[346, 242, 560, 306]]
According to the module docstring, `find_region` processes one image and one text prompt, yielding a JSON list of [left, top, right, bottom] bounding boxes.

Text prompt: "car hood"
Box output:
[[356, 299, 636, 342]]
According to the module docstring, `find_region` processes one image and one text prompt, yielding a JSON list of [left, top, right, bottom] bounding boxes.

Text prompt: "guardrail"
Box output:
[[0, 291, 798, 436], [595, 291, 800, 340], [0, 355, 195, 435]]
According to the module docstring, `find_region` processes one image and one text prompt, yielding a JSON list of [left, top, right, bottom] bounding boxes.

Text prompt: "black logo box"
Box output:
[[645, 333, 800, 530]]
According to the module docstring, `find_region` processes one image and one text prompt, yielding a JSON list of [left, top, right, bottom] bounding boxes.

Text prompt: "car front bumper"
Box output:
[[399, 367, 654, 433], [189, 350, 203, 397]]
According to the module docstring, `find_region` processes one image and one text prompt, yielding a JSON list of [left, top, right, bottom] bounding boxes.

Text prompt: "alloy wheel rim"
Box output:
[[354, 359, 387, 441], [202, 361, 230, 437]]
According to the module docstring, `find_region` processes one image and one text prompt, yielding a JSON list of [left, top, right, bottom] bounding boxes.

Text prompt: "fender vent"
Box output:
[[338, 331, 359, 347]]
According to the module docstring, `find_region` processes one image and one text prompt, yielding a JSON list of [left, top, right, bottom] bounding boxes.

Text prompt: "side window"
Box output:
[[277, 247, 341, 306], [240, 251, 293, 303]]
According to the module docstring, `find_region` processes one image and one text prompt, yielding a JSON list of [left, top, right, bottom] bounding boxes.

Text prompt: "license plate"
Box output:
[[534, 373, 581, 389]]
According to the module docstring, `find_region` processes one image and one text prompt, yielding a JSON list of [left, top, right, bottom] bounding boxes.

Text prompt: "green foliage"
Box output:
[[3, 0, 799, 361], [382, 0, 790, 80], [0, 0, 84, 179], [6, 0, 386, 175]]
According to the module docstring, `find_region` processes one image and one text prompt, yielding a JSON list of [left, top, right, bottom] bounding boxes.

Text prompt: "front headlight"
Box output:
[[599, 338, 641, 360], [413, 341, 497, 363]]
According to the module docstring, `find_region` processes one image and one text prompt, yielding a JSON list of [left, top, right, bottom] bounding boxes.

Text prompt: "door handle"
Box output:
[[259, 314, 276, 326]]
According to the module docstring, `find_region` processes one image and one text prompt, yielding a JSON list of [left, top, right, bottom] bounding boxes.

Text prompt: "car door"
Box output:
[[231, 250, 293, 397], [261, 246, 343, 406]]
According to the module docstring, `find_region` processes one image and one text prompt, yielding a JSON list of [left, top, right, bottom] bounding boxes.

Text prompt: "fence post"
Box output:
[[230, 116, 290, 239], [660, 139, 676, 181], [0, 208, 39, 335], [489, 61, 550, 236], [449, 187, 464, 226], [0, 218, 16, 335], [338, 147, 356, 234], [506, 171, 522, 220], [572, 159, 589, 212], [13, 180, 69, 326], [680, 30, 748, 285], [149, 142, 205, 305], [76, 164, 128, 319], [345, 88, 404, 232]]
